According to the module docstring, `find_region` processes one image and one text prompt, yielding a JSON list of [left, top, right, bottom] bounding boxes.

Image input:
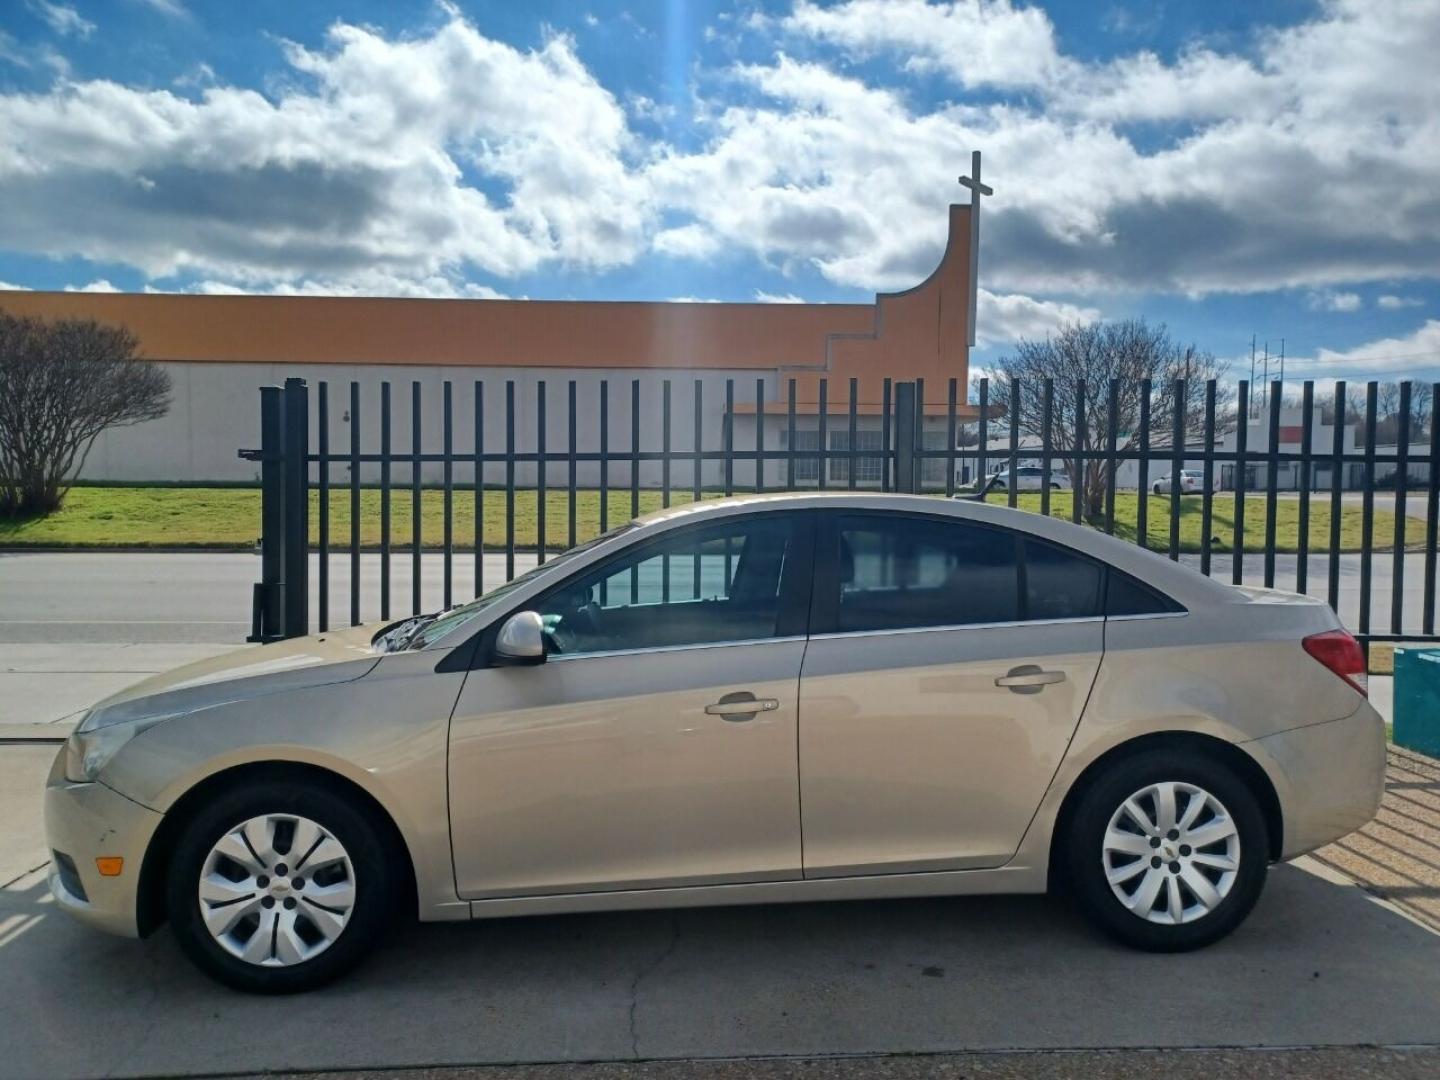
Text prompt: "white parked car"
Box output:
[[1153, 470, 1206, 495], [984, 466, 1071, 492]]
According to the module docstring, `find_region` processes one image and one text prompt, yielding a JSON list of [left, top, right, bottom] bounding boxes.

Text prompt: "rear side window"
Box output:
[[1106, 570, 1184, 616], [836, 516, 1018, 632], [1023, 538, 1104, 620]]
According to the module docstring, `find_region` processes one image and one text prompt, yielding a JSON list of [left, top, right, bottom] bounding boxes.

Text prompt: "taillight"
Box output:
[[1303, 629, 1368, 697]]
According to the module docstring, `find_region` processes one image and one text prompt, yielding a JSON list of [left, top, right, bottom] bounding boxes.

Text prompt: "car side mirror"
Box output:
[[495, 611, 547, 664]]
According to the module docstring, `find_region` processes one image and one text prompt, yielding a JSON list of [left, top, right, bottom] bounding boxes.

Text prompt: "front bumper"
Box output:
[[1245, 700, 1387, 860], [42, 746, 163, 938]]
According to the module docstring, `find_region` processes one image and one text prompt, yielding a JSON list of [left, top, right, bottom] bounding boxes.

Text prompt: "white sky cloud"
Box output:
[[0, 0, 1436, 318], [0, 16, 646, 290], [1286, 320, 1440, 379], [1307, 290, 1363, 313], [1378, 294, 1425, 310], [30, 2, 95, 38], [976, 288, 1100, 346]]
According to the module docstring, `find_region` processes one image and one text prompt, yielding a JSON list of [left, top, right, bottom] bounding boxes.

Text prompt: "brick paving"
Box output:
[[1310, 744, 1440, 930]]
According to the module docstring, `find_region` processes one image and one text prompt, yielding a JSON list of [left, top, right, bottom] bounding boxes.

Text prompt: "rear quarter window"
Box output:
[[1105, 570, 1185, 616], [1023, 538, 1103, 620]]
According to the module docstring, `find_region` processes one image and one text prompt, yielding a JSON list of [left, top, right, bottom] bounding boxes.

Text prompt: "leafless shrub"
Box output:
[[0, 310, 171, 517]]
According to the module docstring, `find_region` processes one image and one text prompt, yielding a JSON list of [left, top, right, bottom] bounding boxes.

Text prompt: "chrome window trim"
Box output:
[[1104, 611, 1190, 623], [808, 615, 1105, 642], [548, 634, 807, 662]]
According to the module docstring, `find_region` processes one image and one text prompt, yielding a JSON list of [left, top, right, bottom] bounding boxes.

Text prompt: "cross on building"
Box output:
[[957, 150, 992, 348]]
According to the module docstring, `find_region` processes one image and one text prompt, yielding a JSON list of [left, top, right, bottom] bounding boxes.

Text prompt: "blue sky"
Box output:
[[0, 0, 1437, 387]]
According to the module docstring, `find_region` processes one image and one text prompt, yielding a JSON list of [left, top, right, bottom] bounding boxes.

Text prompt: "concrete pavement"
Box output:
[[253, 1047, 1440, 1080]]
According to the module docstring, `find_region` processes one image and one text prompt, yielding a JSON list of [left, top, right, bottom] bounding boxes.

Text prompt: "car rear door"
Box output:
[[796, 511, 1105, 876]]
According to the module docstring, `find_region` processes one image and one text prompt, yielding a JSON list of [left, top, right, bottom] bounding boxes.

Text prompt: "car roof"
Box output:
[[630, 492, 1231, 608]]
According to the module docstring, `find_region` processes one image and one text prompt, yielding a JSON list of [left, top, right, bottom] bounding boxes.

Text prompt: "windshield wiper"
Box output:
[[376, 614, 436, 653]]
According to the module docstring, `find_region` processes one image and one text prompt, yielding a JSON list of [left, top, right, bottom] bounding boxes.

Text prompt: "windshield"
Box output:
[[401, 523, 636, 651]]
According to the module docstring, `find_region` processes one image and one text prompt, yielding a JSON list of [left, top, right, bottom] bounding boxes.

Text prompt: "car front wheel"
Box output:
[[166, 778, 394, 993], [1065, 749, 1269, 951]]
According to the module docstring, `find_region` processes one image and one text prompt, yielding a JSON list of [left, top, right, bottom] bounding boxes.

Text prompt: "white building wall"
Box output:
[[78, 362, 777, 486]]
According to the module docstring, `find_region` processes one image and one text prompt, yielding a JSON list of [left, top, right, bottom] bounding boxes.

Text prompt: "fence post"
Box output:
[[282, 377, 310, 639], [894, 381, 919, 493], [243, 385, 286, 642]]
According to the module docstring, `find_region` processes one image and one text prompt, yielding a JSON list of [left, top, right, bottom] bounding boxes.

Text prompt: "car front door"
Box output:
[[448, 512, 813, 899], [797, 511, 1105, 876]]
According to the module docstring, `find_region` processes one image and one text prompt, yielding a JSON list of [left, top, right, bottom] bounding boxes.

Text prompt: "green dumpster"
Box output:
[[1394, 648, 1440, 757]]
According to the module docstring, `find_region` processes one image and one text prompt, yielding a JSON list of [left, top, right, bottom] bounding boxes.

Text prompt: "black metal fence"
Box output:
[[242, 375, 1440, 665]]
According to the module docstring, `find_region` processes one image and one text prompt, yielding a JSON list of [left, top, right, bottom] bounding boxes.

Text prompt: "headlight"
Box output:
[[63, 713, 173, 783]]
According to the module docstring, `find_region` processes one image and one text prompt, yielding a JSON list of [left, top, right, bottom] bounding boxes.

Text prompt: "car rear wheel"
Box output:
[[1152, 483, 1164, 495], [1065, 749, 1268, 951], [166, 779, 394, 993]]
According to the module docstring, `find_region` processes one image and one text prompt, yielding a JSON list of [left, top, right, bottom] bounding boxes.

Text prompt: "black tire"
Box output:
[[1064, 748, 1269, 952], [166, 777, 395, 993], [1153, 483, 1163, 495]]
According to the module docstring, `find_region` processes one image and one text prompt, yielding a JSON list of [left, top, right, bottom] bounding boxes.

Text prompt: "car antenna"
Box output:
[[957, 472, 1002, 502]]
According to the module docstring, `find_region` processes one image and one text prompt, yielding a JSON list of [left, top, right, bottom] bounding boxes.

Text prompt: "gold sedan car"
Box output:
[[46, 494, 1385, 992]]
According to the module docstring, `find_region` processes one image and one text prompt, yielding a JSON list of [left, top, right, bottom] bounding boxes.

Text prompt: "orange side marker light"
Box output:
[[95, 857, 124, 877]]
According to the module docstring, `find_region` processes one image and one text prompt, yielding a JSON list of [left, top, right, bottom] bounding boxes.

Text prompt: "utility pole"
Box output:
[[1279, 338, 1285, 390], [1262, 341, 1270, 410], [1249, 335, 1257, 418]]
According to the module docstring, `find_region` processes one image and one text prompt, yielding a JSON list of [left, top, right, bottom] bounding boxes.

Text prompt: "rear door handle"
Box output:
[[995, 665, 1066, 694], [705, 692, 780, 721]]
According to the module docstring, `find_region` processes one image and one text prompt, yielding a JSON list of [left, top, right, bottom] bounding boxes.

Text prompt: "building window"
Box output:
[[920, 431, 948, 486], [781, 429, 822, 481], [829, 430, 884, 484]]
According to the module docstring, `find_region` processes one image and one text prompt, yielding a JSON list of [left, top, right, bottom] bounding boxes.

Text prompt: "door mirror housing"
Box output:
[[495, 611, 547, 664]]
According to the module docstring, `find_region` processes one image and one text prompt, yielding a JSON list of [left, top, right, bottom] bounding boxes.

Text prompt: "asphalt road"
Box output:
[[2, 744, 1439, 1078], [1, 548, 1436, 645]]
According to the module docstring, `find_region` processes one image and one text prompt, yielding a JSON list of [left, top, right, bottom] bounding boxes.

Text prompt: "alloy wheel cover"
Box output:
[[197, 813, 357, 966], [1101, 781, 1241, 926]]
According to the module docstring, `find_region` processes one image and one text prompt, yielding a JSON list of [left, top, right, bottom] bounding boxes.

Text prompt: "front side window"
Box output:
[[532, 515, 802, 655], [834, 515, 1019, 632]]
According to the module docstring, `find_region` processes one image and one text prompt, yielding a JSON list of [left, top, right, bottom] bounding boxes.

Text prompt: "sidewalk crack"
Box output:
[[628, 913, 681, 1058]]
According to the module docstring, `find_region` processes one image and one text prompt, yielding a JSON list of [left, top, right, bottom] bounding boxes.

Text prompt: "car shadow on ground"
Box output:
[[2, 858, 1439, 1078]]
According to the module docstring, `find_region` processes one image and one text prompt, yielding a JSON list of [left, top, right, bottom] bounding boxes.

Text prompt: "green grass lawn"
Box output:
[[0, 486, 715, 549], [0, 484, 1407, 553], [981, 491, 1405, 554]]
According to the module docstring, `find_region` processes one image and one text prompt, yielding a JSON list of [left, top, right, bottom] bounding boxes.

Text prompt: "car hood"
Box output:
[[82, 623, 384, 729]]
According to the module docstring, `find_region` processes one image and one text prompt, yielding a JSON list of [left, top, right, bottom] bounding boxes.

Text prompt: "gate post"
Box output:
[[243, 386, 286, 642], [893, 381, 919, 493], [282, 377, 310, 639]]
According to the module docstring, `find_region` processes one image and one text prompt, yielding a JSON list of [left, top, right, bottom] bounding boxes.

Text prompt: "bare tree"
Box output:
[[1375, 381, 1403, 420], [1411, 388, 1433, 438], [985, 319, 1230, 519], [0, 311, 171, 517]]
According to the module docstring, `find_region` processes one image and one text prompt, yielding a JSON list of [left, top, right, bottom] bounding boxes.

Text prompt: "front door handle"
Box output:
[[704, 692, 780, 721], [995, 665, 1067, 694]]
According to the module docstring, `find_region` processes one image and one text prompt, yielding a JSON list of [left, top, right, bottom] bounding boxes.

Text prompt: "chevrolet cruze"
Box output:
[[45, 494, 1385, 992]]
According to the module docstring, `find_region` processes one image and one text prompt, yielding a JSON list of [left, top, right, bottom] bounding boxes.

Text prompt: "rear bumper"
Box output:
[[42, 747, 162, 939], [1244, 701, 1387, 860]]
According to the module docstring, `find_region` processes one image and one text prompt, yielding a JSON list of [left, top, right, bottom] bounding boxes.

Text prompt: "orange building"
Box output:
[[0, 205, 978, 485]]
